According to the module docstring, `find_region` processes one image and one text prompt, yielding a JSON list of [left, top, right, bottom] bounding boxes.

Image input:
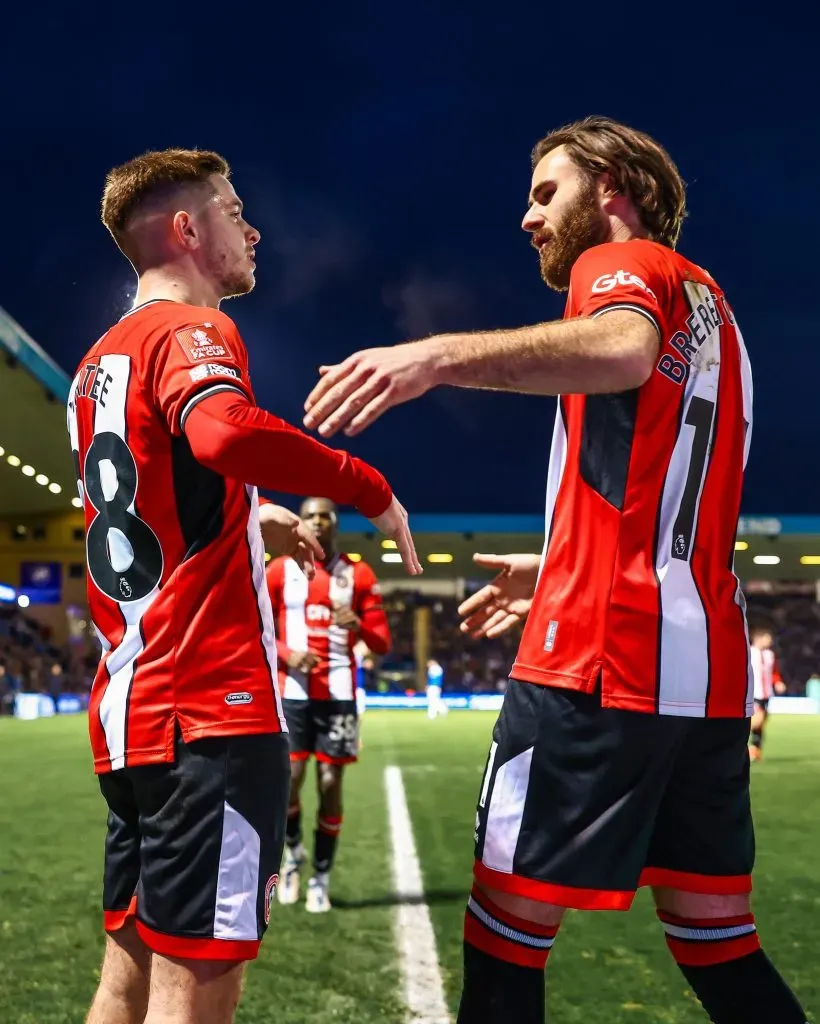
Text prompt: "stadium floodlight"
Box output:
[[734, 540, 749, 551], [35, 474, 49, 485], [264, 552, 272, 563], [347, 552, 362, 562], [0, 445, 4, 456], [7, 454, 21, 467], [48, 482, 62, 494], [21, 465, 35, 477], [800, 555, 820, 565], [427, 553, 454, 564], [17, 594, 30, 608], [381, 552, 402, 563], [71, 496, 83, 509], [752, 555, 780, 565], [381, 539, 398, 550]]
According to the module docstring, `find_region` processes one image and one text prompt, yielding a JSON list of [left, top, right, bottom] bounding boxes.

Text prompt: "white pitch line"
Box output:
[[384, 765, 451, 1024]]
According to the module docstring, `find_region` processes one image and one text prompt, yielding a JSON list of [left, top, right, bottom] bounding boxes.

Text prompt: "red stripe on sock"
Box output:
[[665, 930, 761, 966], [317, 815, 343, 835], [470, 886, 560, 940], [464, 912, 552, 970]]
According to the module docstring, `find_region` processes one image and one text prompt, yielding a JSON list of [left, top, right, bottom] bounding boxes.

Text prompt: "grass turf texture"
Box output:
[[0, 711, 817, 1022]]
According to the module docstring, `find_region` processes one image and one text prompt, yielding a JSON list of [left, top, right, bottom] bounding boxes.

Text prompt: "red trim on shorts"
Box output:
[[315, 752, 357, 765], [464, 912, 551, 970], [104, 894, 137, 932], [665, 931, 760, 967], [474, 860, 635, 911], [289, 751, 312, 762], [639, 867, 753, 894], [135, 919, 261, 962]]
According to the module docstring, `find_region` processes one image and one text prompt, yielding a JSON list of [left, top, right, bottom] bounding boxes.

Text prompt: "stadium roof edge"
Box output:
[[0, 304, 71, 403], [337, 513, 820, 535]]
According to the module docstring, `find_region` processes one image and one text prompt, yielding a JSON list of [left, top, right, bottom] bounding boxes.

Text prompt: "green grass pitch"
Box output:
[[0, 711, 817, 1022]]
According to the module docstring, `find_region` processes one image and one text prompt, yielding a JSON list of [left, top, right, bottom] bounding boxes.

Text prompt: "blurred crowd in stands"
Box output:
[[4, 587, 820, 713], [0, 605, 96, 714]]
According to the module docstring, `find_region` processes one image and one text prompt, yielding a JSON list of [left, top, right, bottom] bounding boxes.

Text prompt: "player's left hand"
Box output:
[[303, 342, 437, 438], [259, 503, 324, 580], [775, 680, 787, 695], [333, 606, 361, 632]]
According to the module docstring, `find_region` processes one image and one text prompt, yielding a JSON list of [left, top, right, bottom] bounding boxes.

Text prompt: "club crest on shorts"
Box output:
[[264, 873, 279, 923]]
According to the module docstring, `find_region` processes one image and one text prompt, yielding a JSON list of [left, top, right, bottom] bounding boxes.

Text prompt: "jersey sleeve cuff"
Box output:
[[179, 383, 249, 431]]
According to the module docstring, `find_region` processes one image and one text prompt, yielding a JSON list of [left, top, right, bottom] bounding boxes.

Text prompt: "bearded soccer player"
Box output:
[[67, 149, 420, 1024], [301, 118, 808, 1023], [266, 497, 390, 913], [749, 626, 786, 762]]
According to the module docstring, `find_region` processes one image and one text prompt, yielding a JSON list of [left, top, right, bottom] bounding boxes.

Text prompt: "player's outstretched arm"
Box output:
[[302, 310, 657, 438], [458, 553, 541, 639], [184, 391, 422, 575]]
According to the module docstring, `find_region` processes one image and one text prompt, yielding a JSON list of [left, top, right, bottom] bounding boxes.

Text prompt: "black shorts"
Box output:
[[282, 699, 359, 764], [754, 698, 770, 712], [99, 730, 290, 960], [474, 680, 754, 911]]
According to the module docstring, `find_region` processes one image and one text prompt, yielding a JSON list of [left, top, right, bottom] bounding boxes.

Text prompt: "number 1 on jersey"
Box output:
[[672, 396, 715, 562]]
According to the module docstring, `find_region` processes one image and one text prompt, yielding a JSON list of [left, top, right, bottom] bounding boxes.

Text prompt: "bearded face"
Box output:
[[535, 178, 609, 291]]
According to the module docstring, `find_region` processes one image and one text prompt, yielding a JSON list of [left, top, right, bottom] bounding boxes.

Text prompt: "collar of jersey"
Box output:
[[119, 298, 179, 321]]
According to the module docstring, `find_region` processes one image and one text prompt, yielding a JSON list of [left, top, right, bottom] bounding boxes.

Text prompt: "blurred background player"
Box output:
[[749, 627, 786, 762], [353, 639, 370, 719], [266, 498, 391, 913], [426, 656, 448, 718]]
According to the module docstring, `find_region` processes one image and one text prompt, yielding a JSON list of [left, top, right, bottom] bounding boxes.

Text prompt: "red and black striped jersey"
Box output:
[[67, 300, 286, 773], [513, 240, 754, 717]]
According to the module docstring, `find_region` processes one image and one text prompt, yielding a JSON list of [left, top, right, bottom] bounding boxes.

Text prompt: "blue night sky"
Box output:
[[1, 5, 814, 514]]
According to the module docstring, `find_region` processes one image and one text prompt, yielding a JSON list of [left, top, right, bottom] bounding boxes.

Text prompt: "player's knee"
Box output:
[[289, 758, 307, 790], [473, 879, 565, 928], [317, 762, 343, 794], [652, 886, 751, 919]]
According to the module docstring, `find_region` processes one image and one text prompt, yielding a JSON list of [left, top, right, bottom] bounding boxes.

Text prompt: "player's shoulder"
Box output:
[[573, 239, 676, 277], [347, 554, 377, 575]]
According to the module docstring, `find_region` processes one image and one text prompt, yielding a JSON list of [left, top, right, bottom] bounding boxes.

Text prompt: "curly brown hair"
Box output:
[[101, 148, 230, 253], [532, 116, 686, 249]]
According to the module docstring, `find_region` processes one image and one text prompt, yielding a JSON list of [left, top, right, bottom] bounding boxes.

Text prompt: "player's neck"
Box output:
[[134, 267, 221, 310], [319, 546, 337, 563]]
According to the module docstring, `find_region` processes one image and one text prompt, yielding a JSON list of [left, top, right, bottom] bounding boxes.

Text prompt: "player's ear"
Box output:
[[172, 210, 199, 251], [597, 171, 618, 200]]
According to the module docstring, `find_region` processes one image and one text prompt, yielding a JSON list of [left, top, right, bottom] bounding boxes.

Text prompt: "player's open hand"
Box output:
[[368, 495, 423, 576], [259, 502, 325, 580], [458, 553, 541, 638], [303, 342, 436, 438]]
